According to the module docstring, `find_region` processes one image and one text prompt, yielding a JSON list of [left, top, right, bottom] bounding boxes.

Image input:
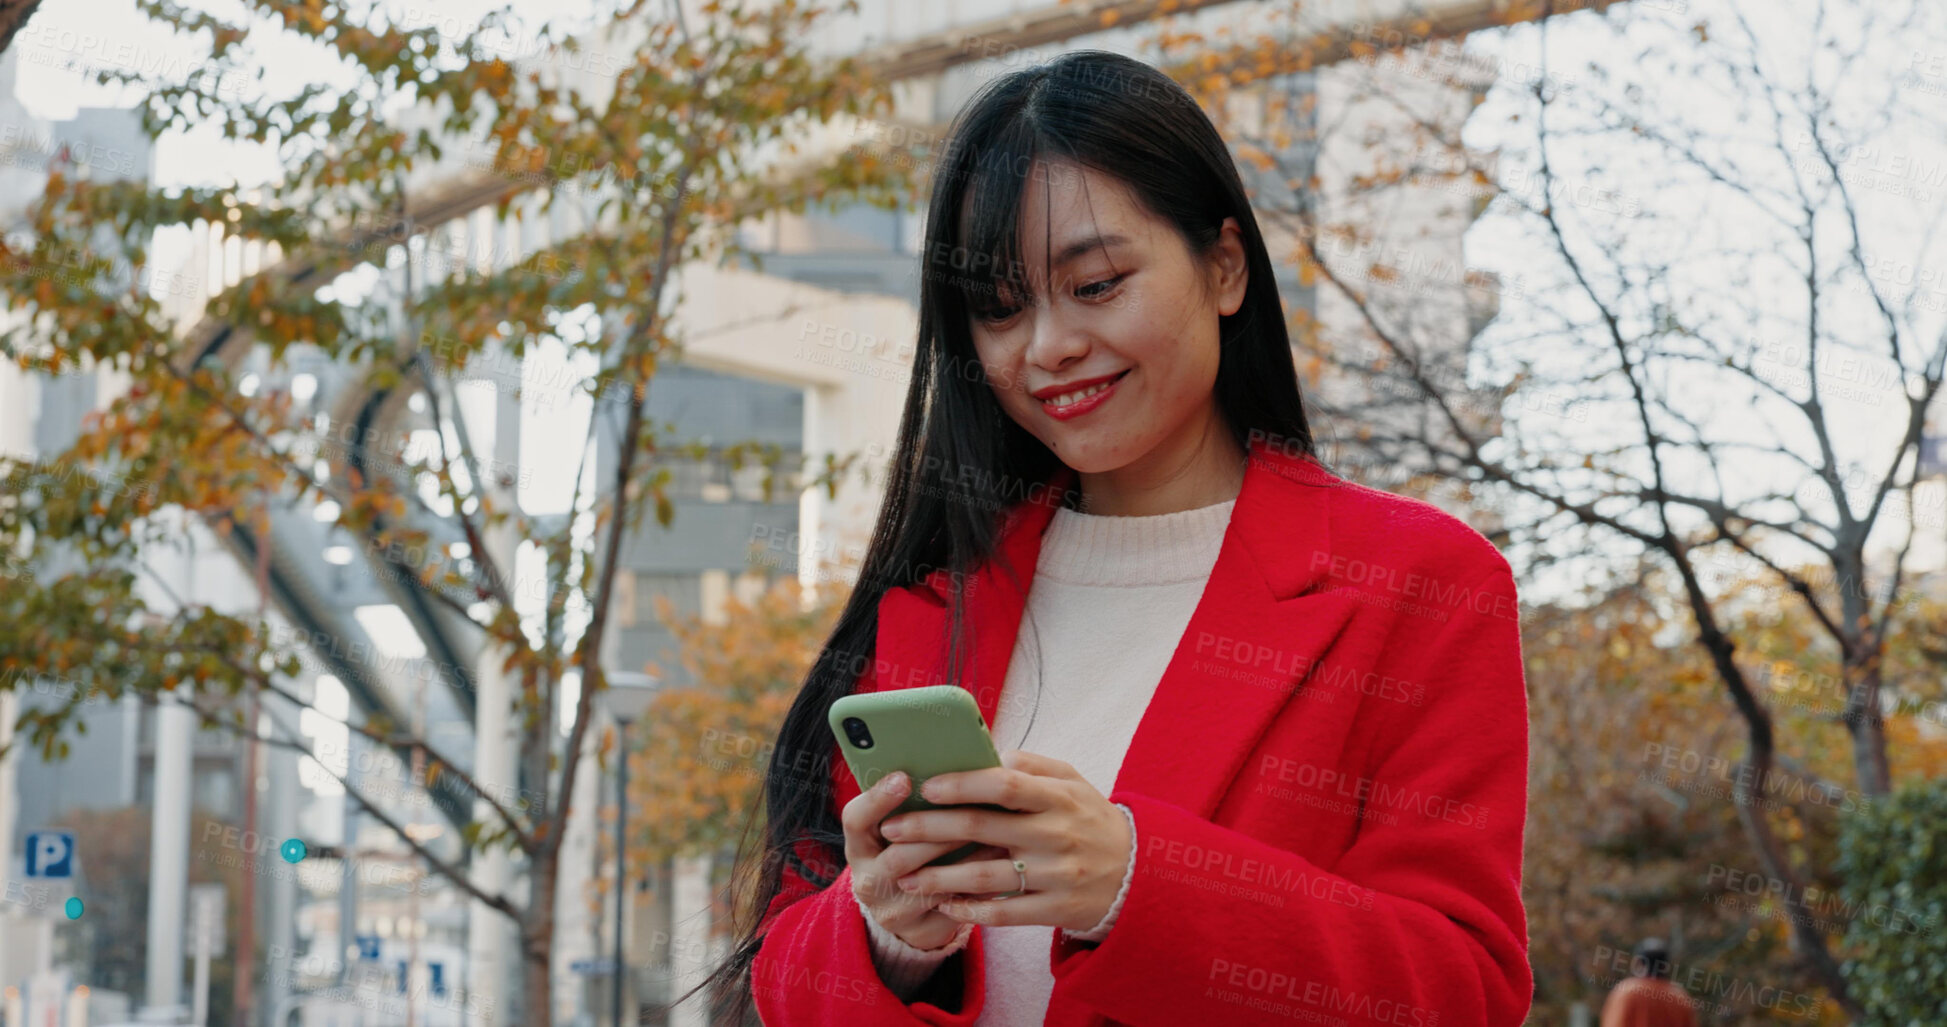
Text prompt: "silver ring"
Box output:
[[993, 858, 1028, 900]]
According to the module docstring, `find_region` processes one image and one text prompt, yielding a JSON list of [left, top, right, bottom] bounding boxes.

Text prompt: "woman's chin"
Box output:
[[1052, 444, 1135, 476]]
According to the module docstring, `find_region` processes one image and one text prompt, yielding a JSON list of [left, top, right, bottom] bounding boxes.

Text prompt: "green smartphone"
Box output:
[[829, 684, 1009, 867]]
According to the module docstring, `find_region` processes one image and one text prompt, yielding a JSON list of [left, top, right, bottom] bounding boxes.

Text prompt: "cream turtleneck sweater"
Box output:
[[856, 496, 1237, 1025]]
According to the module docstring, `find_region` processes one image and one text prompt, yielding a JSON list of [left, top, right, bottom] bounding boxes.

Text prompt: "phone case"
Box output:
[[829, 684, 1009, 866]]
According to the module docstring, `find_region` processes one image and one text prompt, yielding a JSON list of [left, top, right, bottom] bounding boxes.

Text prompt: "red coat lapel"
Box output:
[[866, 437, 1365, 823]]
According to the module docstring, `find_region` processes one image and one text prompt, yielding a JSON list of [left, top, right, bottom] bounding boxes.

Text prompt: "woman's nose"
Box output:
[[1025, 303, 1090, 369]]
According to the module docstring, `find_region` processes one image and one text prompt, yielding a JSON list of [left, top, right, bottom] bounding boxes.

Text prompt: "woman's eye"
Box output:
[[975, 304, 1021, 326], [1076, 275, 1126, 300]]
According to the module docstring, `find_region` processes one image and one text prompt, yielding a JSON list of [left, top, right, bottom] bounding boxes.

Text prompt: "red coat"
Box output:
[[751, 437, 1532, 1027]]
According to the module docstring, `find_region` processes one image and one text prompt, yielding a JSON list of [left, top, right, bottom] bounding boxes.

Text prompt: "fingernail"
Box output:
[[884, 772, 908, 793], [897, 878, 917, 891]]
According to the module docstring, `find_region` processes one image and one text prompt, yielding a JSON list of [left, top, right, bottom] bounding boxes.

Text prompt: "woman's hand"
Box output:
[[845, 769, 1008, 950], [879, 750, 1133, 932]]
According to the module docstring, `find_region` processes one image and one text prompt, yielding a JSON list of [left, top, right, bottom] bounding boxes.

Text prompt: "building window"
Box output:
[[734, 570, 767, 608], [730, 463, 770, 503], [615, 570, 637, 628], [193, 766, 236, 816], [701, 569, 730, 626], [636, 573, 702, 624]]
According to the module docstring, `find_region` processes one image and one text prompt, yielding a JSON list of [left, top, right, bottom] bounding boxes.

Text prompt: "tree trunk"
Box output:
[[1839, 568, 1893, 796], [1730, 733, 1859, 1016], [1675, 554, 1864, 1018], [1843, 665, 1892, 796], [524, 847, 558, 1026]]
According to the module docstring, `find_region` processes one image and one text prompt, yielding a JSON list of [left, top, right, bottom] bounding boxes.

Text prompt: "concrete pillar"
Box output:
[[668, 853, 712, 1027], [465, 373, 520, 1025], [551, 700, 600, 1024], [0, 688, 15, 988], [140, 681, 194, 1022], [0, 363, 25, 993], [797, 385, 833, 601]]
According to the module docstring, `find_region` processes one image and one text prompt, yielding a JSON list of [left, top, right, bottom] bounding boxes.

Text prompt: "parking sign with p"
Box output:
[[25, 832, 74, 879]]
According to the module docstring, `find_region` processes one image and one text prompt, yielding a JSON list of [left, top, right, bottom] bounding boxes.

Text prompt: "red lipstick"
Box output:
[[1037, 370, 1128, 421]]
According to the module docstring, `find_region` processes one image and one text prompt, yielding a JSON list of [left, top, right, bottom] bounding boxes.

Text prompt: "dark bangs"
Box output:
[[926, 95, 1071, 331]]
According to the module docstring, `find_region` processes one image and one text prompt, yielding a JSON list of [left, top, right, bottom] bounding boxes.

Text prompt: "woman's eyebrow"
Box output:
[[1044, 232, 1129, 268]]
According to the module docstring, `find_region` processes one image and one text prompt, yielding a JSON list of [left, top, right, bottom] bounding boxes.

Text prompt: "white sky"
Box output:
[[1460, 0, 1947, 596]]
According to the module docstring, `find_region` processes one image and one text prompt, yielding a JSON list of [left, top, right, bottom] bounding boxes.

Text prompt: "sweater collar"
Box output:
[[913, 433, 1343, 604], [1036, 497, 1236, 587], [872, 435, 1350, 708]]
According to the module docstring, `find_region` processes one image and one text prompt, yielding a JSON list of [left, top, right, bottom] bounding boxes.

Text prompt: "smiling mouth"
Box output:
[[1040, 369, 1129, 419], [1045, 371, 1128, 406]]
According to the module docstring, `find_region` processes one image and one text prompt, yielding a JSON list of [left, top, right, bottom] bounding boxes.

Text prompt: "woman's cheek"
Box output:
[[976, 357, 1028, 413], [968, 342, 1007, 392], [985, 357, 1023, 402]]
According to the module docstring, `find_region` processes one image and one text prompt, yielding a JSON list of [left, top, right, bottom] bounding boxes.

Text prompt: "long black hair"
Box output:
[[689, 48, 1316, 1024]]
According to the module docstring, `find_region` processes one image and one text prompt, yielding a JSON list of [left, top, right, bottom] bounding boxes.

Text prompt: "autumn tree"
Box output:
[[1174, 0, 1947, 1012], [573, 572, 847, 1010], [0, 0, 905, 1021], [1521, 563, 1947, 1022], [623, 576, 848, 870]]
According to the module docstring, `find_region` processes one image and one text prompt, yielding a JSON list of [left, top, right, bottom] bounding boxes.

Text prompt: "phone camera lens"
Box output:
[[842, 716, 874, 749]]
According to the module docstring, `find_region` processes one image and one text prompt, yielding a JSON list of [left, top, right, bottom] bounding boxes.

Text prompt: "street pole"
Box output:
[[406, 667, 428, 1027], [338, 732, 358, 990], [236, 503, 271, 1023], [190, 922, 209, 1027], [612, 717, 632, 1027], [597, 673, 658, 1027], [262, 701, 299, 1027]]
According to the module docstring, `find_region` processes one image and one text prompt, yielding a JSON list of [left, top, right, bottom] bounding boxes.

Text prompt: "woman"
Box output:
[[694, 49, 1531, 1027]]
